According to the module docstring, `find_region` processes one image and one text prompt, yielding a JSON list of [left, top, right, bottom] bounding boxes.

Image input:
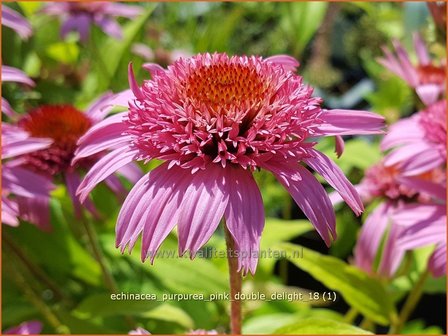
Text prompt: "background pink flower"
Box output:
[[76, 52, 384, 274], [382, 99, 446, 176], [3, 320, 42, 335], [2, 124, 54, 230], [378, 33, 445, 105], [41, 2, 143, 42]]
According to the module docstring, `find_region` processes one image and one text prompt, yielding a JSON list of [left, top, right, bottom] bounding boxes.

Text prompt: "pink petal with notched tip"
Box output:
[[266, 161, 336, 247], [224, 166, 264, 275], [178, 164, 229, 257], [304, 149, 363, 216]]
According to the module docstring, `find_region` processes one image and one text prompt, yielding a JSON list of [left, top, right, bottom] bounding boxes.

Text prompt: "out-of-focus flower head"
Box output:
[[2, 124, 54, 229], [3, 320, 43, 335], [131, 43, 192, 68], [382, 100, 446, 176], [7, 92, 142, 225], [41, 2, 143, 42], [1, 5, 32, 40], [352, 159, 446, 278], [75, 52, 385, 275], [378, 33, 445, 105]]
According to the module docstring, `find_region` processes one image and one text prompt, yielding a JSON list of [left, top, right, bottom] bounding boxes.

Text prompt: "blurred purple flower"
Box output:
[[351, 161, 446, 278], [2, 65, 35, 118], [75, 53, 384, 274], [378, 33, 445, 105], [2, 124, 54, 230], [2, 6, 32, 40], [129, 327, 151, 335], [382, 99, 446, 176], [3, 320, 42, 335], [41, 2, 143, 42], [7, 92, 141, 221]]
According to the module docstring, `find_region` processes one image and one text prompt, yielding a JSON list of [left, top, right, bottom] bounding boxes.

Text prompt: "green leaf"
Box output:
[[74, 293, 159, 319], [261, 219, 313, 249], [96, 5, 157, 92], [279, 243, 397, 325], [274, 318, 373, 334], [282, 2, 328, 55], [142, 303, 194, 329]]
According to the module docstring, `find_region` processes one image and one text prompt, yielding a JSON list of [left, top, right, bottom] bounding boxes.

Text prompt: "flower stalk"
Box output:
[[225, 225, 242, 335]]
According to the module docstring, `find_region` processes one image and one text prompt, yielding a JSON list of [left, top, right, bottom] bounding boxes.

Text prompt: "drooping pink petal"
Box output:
[[429, 245, 446, 277], [2, 196, 19, 227], [85, 91, 115, 121], [304, 149, 363, 215], [178, 164, 229, 257], [316, 109, 385, 136], [2, 65, 35, 86], [381, 116, 423, 151], [392, 203, 445, 228], [77, 147, 138, 202], [116, 164, 187, 256], [74, 112, 130, 163], [65, 171, 100, 219], [17, 195, 51, 231], [265, 161, 336, 246], [397, 176, 446, 201], [1, 97, 17, 118], [224, 166, 264, 275], [2, 166, 54, 198], [2, 6, 33, 40], [383, 142, 443, 174], [4, 320, 43, 335], [354, 202, 390, 274], [377, 220, 405, 277]]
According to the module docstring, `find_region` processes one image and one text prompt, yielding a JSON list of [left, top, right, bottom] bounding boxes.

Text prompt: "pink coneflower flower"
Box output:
[[3, 320, 42, 334], [9, 92, 141, 220], [41, 2, 143, 42], [352, 161, 445, 277], [75, 53, 384, 274], [2, 65, 36, 118], [382, 100, 446, 176], [378, 33, 445, 105], [2, 124, 54, 229], [2, 5, 32, 40]]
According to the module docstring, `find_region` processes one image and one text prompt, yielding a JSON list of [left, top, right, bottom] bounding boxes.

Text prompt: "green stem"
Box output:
[[344, 307, 358, 324], [224, 225, 242, 335], [5, 262, 70, 334], [79, 212, 136, 328], [390, 269, 430, 334]]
